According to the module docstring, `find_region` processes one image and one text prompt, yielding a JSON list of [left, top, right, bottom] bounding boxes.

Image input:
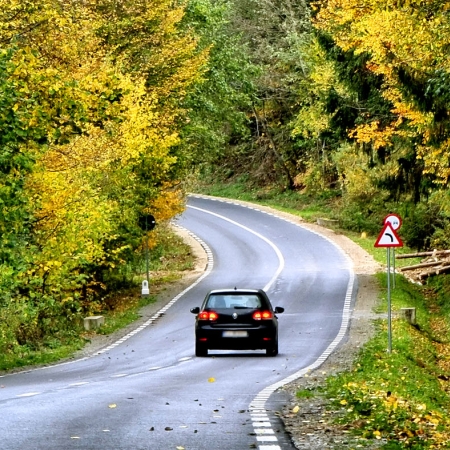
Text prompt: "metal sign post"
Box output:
[[138, 213, 156, 297], [387, 248, 392, 353], [146, 218, 150, 283], [375, 217, 403, 353], [392, 248, 396, 289]]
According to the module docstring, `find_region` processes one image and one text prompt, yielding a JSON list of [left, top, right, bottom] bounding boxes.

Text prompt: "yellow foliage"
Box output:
[[332, 143, 387, 201], [149, 186, 185, 223], [0, 0, 205, 294], [292, 37, 351, 140], [314, 0, 450, 182]]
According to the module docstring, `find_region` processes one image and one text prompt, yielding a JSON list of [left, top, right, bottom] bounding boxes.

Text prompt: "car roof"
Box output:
[[208, 288, 265, 295]]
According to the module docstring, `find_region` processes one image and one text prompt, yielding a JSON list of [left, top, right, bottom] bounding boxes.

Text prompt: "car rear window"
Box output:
[[206, 294, 262, 309]]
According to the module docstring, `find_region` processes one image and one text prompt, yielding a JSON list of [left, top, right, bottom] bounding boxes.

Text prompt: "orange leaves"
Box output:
[[337, 380, 450, 445]]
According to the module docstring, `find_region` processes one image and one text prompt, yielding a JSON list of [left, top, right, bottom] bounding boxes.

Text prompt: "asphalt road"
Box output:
[[0, 195, 355, 450]]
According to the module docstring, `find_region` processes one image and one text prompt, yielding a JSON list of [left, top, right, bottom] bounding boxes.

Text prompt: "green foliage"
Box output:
[[0, 224, 195, 369], [399, 203, 441, 252], [189, 0, 316, 188], [180, 0, 258, 166], [427, 275, 450, 315]]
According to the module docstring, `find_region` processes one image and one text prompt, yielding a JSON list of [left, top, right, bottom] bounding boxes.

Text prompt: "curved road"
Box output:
[[0, 195, 355, 450]]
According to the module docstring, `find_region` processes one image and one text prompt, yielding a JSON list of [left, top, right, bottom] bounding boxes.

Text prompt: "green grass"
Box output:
[[95, 293, 158, 335], [0, 338, 86, 372], [296, 388, 316, 399], [322, 274, 450, 447], [194, 179, 336, 222]]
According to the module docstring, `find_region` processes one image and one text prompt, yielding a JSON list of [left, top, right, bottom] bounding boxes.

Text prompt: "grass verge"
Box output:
[[319, 274, 450, 448]]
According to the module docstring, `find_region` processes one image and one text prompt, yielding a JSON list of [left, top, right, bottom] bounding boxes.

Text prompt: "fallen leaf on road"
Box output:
[[208, 377, 215, 383], [292, 405, 300, 414], [108, 404, 117, 409]]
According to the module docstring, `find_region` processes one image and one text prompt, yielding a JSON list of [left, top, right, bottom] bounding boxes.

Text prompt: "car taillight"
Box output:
[[198, 311, 219, 321], [252, 310, 273, 320]]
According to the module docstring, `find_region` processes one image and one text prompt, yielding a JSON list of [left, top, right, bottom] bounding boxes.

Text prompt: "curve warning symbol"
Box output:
[[374, 222, 403, 248]]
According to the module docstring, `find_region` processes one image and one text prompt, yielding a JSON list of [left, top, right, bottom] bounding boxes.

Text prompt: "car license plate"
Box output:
[[223, 330, 248, 338]]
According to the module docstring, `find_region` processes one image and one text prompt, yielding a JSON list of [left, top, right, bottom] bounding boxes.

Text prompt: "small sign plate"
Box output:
[[384, 213, 402, 231]]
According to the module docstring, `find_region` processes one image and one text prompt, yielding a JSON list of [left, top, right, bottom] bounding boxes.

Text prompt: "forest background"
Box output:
[[2, 0, 450, 366]]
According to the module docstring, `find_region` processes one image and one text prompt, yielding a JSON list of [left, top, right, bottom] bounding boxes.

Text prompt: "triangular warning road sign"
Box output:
[[374, 222, 403, 248]]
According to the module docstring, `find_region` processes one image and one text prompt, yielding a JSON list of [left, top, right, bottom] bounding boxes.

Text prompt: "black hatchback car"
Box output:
[[190, 288, 284, 357]]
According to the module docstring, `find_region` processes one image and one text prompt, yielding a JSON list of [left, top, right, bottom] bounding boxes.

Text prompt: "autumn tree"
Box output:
[[301, 1, 450, 244], [0, 0, 208, 353], [314, 0, 450, 189]]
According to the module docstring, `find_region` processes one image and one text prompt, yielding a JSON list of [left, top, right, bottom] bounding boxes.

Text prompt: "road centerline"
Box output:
[[187, 205, 285, 292]]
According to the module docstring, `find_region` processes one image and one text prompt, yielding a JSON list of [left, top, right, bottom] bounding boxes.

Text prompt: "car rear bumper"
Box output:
[[196, 327, 277, 350]]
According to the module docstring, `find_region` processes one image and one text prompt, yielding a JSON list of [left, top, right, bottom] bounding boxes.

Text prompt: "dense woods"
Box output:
[[195, 0, 450, 248], [2, 0, 450, 355]]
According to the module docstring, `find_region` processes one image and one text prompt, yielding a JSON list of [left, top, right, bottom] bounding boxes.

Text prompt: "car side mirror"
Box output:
[[274, 306, 284, 314], [190, 307, 200, 314]]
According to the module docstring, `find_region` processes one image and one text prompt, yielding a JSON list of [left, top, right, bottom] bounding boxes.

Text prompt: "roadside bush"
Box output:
[[400, 202, 444, 251]]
